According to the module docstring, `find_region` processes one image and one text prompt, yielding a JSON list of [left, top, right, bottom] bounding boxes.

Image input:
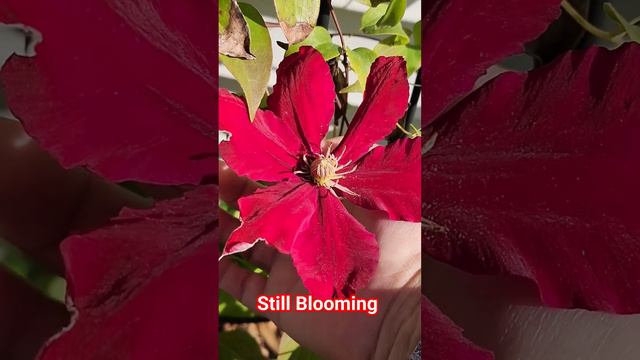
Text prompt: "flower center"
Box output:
[[294, 145, 358, 197], [311, 155, 339, 187]]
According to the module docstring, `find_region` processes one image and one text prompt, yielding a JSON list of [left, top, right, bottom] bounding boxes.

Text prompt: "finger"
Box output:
[[423, 255, 540, 355], [219, 257, 267, 313], [219, 160, 258, 208], [342, 201, 387, 233], [492, 303, 640, 359], [426, 255, 640, 358], [244, 241, 278, 273]]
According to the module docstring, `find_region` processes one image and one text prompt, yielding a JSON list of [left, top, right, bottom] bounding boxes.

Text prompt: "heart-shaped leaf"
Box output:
[[220, 3, 273, 120], [275, 0, 321, 44]]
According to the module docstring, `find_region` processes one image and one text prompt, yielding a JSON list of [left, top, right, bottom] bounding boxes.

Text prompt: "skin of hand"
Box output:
[[219, 161, 422, 360], [425, 256, 640, 360]]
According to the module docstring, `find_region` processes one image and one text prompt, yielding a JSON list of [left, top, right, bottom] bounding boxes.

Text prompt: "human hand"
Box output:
[[219, 161, 421, 360]]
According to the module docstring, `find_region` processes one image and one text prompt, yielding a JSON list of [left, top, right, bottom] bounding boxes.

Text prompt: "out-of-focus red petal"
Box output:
[[39, 186, 217, 359], [0, 1, 217, 185], [0, 269, 68, 360], [268, 46, 335, 154], [0, 119, 148, 274], [424, 44, 640, 313], [222, 180, 313, 256], [335, 56, 409, 164], [219, 90, 302, 182], [292, 189, 378, 298], [340, 138, 420, 222], [423, 0, 561, 126], [422, 296, 494, 360]]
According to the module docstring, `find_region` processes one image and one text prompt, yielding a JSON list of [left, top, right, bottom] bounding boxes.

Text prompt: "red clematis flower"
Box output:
[[0, 1, 217, 358], [220, 46, 420, 298], [423, 0, 640, 359]]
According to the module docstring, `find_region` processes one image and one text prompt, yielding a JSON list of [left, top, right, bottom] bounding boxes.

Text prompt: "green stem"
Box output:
[[395, 123, 421, 139], [611, 15, 640, 42], [561, 0, 618, 43]]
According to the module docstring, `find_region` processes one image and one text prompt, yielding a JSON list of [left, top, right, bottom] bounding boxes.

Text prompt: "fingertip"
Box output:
[[219, 257, 267, 313]]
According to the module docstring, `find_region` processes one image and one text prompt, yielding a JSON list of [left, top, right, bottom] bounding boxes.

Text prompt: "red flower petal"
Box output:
[[219, 89, 302, 182], [223, 181, 378, 298], [292, 189, 378, 298], [39, 186, 217, 359], [335, 56, 409, 164], [422, 296, 494, 360], [340, 138, 421, 222], [424, 44, 640, 313], [0, 1, 217, 185], [268, 46, 335, 154], [222, 180, 312, 256], [0, 269, 68, 360], [423, 0, 561, 125]]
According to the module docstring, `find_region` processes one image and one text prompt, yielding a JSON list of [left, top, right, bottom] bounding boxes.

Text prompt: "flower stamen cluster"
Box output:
[[294, 145, 358, 197]]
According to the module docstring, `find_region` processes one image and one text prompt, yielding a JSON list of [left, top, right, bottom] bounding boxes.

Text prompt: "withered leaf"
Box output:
[[219, 0, 255, 59]]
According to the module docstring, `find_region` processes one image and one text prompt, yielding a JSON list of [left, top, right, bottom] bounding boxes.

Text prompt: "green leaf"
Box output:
[[374, 38, 420, 75], [219, 289, 255, 318], [220, 330, 266, 360], [277, 334, 321, 360], [604, 2, 640, 43], [412, 20, 421, 47], [378, 0, 406, 27], [339, 81, 362, 94], [274, 0, 320, 44], [219, 199, 240, 219], [285, 26, 340, 60], [219, 0, 254, 59], [232, 255, 268, 275], [220, 3, 273, 120], [360, 1, 409, 42], [340, 47, 377, 93]]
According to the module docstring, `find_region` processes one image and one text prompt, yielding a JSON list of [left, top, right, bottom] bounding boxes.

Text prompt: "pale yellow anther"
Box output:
[[297, 145, 359, 197]]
